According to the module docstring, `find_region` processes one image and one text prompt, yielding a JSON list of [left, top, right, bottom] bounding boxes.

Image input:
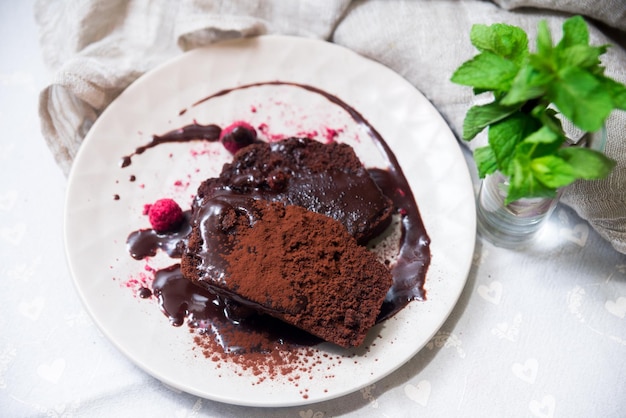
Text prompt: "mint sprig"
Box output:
[[451, 16, 625, 204]]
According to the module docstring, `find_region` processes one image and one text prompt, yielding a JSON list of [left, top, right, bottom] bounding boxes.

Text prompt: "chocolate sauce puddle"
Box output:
[[152, 264, 321, 350], [124, 81, 431, 348], [127, 213, 192, 259]]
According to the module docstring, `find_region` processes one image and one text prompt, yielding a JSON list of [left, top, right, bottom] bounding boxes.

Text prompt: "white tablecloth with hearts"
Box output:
[[1, 2, 625, 417]]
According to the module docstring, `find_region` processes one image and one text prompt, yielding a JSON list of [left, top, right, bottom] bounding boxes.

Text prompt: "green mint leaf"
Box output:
[[531, 147, 616, 189], [488, 112, 540, 175], [549, 66, 613, 132], [470, 23, 529, 65], [558, 44, 606, 69], [521, 125, 562, 145], [474, 145, 498, 178], [462, 101, 518, 140], [528, 53, 555, 74], [506, 154, 557, 203], [501, 65, 552, 105], [558, 16, 589, 49], [451, 51, 519, 91], [599, 75, 626, 110], [557, 147, 616, 179], [530, 155, 578, 188], [514, 127, 565, 176], [536, 21, 554, 60]]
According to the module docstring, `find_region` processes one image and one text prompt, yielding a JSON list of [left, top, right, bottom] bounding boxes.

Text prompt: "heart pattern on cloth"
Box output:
[[477, 281, 502, 305], [0, 222, 26, 246], [41, 400, 81, 417], [529, 394, 556, 418], [425, 331, 467, 358], [492, 322, 515, 341], [37, 358, 66, 384], [299, 409, 324, 418], [19, 296, 45, 321], [566, 286, 585, 318], [559, 223, 589, 247], [360, 384, 378, 408], [491, 313, 522, 342], [0, 190, 17, 211], [7, 258, 40, 282], [175, 398, 203, 418], [512, 358, 538, 384], [605, 296, 626, 319], [404, 380, 431, 406]]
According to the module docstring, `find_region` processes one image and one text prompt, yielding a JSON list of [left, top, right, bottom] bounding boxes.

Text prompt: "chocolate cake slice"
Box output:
[[181, 199, 392, 348], [181, 137, 396, 347], [195, 137, 394, 244]]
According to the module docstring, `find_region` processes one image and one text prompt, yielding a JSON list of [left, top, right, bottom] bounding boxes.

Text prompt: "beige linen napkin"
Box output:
[[36, 0, 626, 254]]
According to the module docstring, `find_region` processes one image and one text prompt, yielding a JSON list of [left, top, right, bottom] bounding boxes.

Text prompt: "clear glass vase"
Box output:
[[476, 127, 607, 248], [476, 172, 560, 247]]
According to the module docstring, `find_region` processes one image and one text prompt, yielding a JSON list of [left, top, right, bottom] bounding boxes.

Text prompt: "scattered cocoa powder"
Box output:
[[192, 324, 347, 389]]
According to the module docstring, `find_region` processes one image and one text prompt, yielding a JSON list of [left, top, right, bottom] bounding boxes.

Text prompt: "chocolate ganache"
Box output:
[[125, 81, 431, 347]]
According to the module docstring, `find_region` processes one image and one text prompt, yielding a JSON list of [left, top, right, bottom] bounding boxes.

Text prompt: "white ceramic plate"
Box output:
[[64, 35, 475, 407]]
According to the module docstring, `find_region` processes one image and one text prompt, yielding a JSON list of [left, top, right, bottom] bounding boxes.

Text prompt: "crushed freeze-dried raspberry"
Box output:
[[148, 198, 184, 232]]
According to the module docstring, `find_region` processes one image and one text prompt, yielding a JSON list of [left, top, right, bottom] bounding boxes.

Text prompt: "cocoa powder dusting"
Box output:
[[220, 201, 392, 348], [225, 203, 324, 314]]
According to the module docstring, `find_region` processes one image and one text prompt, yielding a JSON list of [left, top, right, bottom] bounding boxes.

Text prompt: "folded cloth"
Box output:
[[491, 0, 626, 33], [36, 0, 626, 254]]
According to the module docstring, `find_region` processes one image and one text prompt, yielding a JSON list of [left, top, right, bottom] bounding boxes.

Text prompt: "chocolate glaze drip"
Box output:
[[153, 264, 220, 327], [191, 138, 393, 245], [120, 123, 221, 168], [190, 171, 389, 277], [124, 81, 430, 342]]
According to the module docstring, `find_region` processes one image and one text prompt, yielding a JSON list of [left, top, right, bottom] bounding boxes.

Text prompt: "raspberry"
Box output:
[[148, 198, 184, 232], [220, 121, 257, 154]]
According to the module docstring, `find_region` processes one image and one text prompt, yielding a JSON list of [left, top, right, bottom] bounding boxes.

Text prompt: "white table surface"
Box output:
[[1, 2, 625, 417]]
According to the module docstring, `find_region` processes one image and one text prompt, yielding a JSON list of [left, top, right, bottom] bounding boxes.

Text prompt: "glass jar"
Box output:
[[475, 127, 607, 248]]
